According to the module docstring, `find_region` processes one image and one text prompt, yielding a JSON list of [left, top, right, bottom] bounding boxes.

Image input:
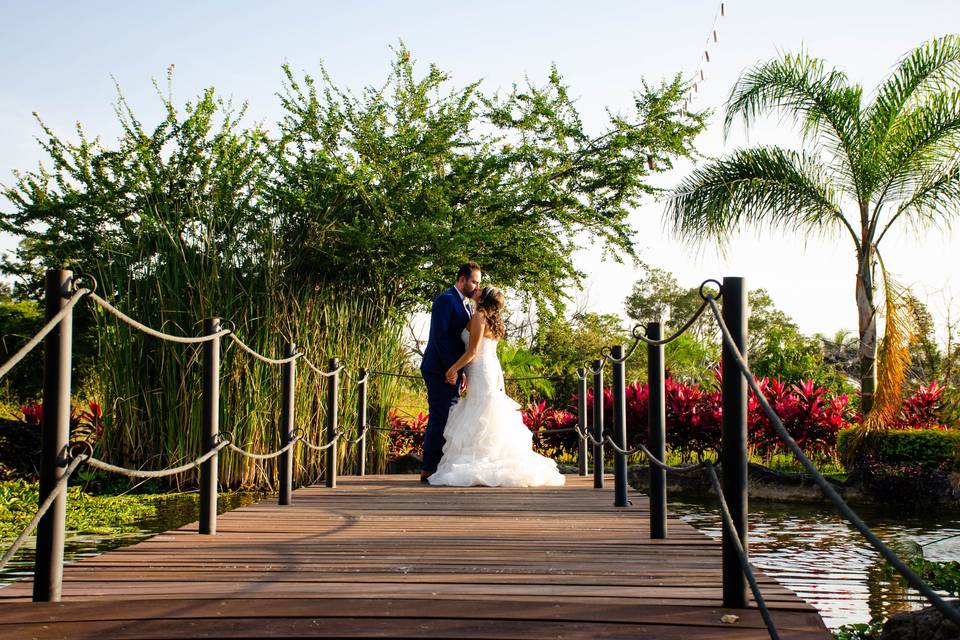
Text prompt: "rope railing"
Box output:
[[0, 454, 87, 572], [301, 356, 346, 377], [599, 433, 708, 474], [225, 333, 302, 365], [350, 426, 371, 445], [504, 374, 566, 382], [88, 292, 231, 344], [226, 434, 301, 460], [633, 442, 708, 475], [704, 293, 960, 629], [83, 439, 231, 479], [300, 429, 343, 452], [368, 369, 423, 380], [600, 280, 721, 364], [5, 269, 354, 602], [0, 288, 90, 382]]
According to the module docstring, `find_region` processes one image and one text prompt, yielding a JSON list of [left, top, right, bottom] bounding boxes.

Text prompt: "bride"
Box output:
[[428, 286, 565, 487]]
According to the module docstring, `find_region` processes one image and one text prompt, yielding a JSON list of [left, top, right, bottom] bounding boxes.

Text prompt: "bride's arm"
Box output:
[[444, 312, 485, 385]]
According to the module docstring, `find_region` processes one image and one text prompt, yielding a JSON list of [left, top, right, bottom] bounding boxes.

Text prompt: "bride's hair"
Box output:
[[476, 286, 505, 339]]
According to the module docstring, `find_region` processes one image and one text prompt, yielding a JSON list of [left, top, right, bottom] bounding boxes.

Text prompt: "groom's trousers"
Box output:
[[421, 372, 461, 473]]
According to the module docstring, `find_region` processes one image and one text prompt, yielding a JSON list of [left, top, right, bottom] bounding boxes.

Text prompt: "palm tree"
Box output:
[[666, 35, 960, 416]]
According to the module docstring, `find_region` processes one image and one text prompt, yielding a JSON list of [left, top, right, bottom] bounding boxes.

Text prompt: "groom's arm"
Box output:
[[428, 294, 458, 372]]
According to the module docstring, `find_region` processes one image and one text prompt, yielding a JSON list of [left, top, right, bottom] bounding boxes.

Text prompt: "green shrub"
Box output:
[[838, 427, 960, 470]]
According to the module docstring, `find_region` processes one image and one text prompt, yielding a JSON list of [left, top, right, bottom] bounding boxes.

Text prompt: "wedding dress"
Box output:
[[428, 329, 565, 487]]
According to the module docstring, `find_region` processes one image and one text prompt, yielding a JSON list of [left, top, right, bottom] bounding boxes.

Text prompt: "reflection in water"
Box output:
[[0, 492, 264, 588], [673, 497, 960, 629]]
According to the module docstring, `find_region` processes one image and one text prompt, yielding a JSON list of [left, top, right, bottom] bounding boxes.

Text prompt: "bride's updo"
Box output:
[[476, 286, 505, 339]]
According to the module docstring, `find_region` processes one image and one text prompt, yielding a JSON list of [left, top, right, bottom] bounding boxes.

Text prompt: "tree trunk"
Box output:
[[855, 247, 878, 415]]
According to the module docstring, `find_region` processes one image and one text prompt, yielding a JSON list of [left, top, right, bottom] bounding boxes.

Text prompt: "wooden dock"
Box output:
[[0, 474, 830, 638]]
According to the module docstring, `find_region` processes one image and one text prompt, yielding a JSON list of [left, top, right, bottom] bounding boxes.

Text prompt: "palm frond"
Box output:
[[878, 158, 960, 244], [861, 35, 960, 193], [866, 35, 960, 136], [873, 90, 960, 223], [664, 146, 849, 250], [724, 52, 862, 187]]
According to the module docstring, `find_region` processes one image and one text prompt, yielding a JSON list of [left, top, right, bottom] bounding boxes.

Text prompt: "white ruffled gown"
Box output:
[[428, 329, 565, 487]]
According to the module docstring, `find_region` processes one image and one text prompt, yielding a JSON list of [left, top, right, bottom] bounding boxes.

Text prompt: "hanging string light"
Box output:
[[685, 1, 729, 110]]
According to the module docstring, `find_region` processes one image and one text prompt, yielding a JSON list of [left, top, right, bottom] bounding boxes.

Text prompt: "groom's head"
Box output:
[[455, 261, 482, 298]]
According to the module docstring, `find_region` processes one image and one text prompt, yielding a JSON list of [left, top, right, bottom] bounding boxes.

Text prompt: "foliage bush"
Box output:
[[854, 455, 953, 505], [521, 401, 577, 454], [0, 401, 105, 481], [838, 428, 960, 471], [386, 409, 428, 460], [748, 378, 851, 460], [909, 558, 960, 597], [0, 48, 704, 488]]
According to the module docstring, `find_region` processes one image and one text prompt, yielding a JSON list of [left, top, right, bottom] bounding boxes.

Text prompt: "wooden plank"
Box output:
[[0, 474, 831, 638]]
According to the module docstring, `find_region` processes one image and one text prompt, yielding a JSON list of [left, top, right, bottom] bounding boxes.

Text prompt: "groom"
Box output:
[[419, 261, 481, 483]]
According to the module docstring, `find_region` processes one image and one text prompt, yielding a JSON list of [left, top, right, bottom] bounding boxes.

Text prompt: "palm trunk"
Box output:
[[855, 247, 877, 416]]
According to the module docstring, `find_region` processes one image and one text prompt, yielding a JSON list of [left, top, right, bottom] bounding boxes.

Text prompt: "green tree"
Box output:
[[497, 341, 554, 401], [905, 294, 942, 384], [533, 311, 632, 401], [623, 264, 714, 343], [665, 36, 960, 417], [271, 46, 706, 314], [625, 265, 843, 388]]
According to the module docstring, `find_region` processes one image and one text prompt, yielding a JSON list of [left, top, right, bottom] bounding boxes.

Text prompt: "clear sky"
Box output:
[[2, 1, 959, 340]]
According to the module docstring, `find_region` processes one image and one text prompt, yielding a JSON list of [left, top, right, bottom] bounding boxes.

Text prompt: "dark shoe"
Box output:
[[420, 471, 433, 484]]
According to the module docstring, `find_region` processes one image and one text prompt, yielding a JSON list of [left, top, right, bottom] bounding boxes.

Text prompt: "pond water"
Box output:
[[671, 496, 960, 630], [3, 490, 958, 631], [0, 492, 265, 587]]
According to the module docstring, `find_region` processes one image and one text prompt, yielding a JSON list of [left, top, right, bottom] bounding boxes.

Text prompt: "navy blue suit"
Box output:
[[420, 287, 471, 473]]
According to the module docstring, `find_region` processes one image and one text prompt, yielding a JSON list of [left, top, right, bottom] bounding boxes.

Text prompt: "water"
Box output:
[[672, 496, 960, 629], [0, 492, 266, 587], [3, 491, 958, 631]]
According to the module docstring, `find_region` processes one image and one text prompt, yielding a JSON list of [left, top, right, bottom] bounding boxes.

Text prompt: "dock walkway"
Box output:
[[1, 474, 830, 638]]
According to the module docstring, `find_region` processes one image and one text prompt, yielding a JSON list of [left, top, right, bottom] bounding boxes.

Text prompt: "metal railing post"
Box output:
[[326, 358, 339, 488], [721, 277, 749, 608], [279, 342, 296, 506], [357, 367, 368, 477], [591, 360, 604, 489], [577, 368, 588, 477], [647, 322, 667, 539], [612, 346, 629, 507], [199, 317, 221, 535], [33, 269, 73, 602]]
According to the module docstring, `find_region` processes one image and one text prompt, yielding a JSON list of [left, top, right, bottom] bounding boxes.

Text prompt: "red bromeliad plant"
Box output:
[[20, 400, 105, 443], [387, 409, 428, 460], [748, 378, 852, 461], [898, 381, 947, 430], [665, 379, 722, 461], [559, 374, 853, 462], [522, 401, 578, 452]]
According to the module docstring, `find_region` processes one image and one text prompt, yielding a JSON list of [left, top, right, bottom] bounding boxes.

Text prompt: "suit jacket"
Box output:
[[420, 287, 471, 376]]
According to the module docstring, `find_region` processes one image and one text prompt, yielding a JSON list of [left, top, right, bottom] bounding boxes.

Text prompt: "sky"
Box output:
[[1, 0, 959, 341]]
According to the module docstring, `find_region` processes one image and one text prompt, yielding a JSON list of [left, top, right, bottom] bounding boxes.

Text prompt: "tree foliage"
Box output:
[[268, 46, 705, 313], [623, 264, 851, 390]]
